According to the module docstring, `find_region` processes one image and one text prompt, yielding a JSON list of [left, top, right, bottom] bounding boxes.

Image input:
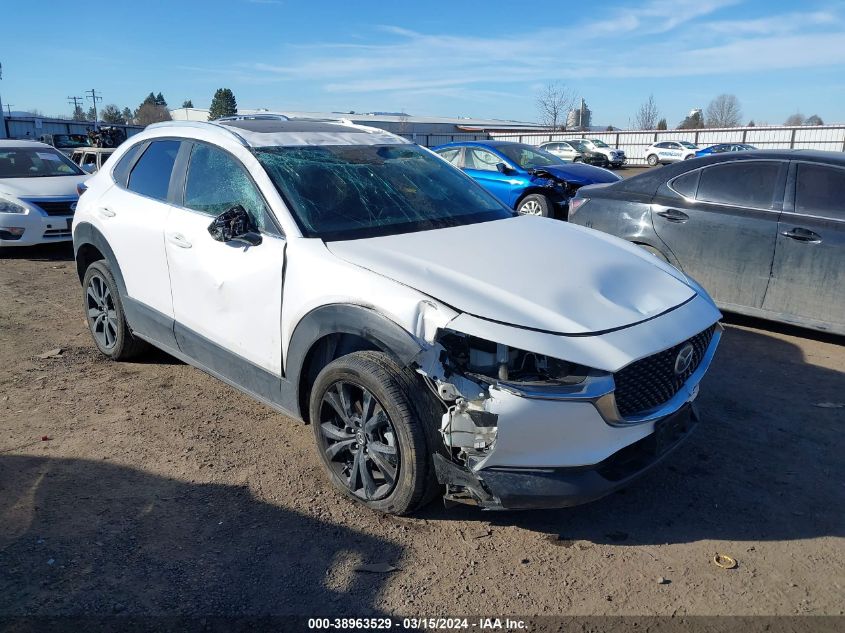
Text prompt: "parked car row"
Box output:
[[569, 150, 844, 335], [644, 141, 759, 166], [432, 141, 620, 218]]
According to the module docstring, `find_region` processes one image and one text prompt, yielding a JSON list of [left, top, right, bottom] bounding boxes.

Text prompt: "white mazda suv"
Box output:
[[72, 119, 722, 514]]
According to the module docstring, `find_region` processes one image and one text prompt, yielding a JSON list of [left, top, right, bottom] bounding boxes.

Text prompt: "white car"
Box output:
[[537, 141, 583, 162], [73, 119, 722, 514], [0, 140, 88, 247], [644, 141, 699, 166], [570, 139, 626, 167]]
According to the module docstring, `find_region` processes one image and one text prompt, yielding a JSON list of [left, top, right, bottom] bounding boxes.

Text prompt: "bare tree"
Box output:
[[705, 94, 742, 128], [805, 114, 824, 125], [634, 94, 660, 130], [536, 82, 576, 131]]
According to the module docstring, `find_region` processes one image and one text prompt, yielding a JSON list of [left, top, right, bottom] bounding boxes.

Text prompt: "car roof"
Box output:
[[147, 119, 410, 148], [433, 140, 529, 150], [616, 149, 845, 195], [0, 140, 54, 149]]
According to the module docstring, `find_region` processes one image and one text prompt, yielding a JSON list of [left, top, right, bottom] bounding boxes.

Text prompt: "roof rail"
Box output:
[[146, 120, 249, 147]]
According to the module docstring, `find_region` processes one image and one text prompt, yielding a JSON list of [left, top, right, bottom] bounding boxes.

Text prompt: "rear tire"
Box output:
[[647, 154, 660, 167], [517, 194, 550, 217], [82, 260, 148, 360], [310, 351, 442, 515]]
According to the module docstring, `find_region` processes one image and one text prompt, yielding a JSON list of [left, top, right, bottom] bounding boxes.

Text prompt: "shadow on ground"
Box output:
[[0, 243, 74, 263], [0, 455, 401, 617], [422, 323, 845, 546]]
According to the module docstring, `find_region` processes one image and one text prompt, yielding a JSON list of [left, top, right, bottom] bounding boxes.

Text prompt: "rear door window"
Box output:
[[795, 163, 845, 221], [127, 140, 181, 202], [696, 161, 781, 209]]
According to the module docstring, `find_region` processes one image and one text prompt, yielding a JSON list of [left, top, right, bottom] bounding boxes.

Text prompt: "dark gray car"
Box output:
[[569, 150, 845, 335]]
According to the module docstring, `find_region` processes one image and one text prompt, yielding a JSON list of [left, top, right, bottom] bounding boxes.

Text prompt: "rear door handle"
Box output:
[[97, 207, 116, 218], [656, 208, 689, 223], [167, 232, 192, 249], [781, 227, 821, 244]]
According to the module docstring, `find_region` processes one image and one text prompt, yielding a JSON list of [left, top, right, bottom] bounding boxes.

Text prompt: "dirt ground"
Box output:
[[1, 243, 843, 620]]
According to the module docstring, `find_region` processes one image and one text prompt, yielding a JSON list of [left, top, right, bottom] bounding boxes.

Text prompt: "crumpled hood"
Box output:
[[328, 216, 697, 335], [533, 163, 621, 186], [0, 176, 87, 198]]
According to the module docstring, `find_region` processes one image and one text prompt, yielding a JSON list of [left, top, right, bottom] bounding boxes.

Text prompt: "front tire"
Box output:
[[647, 154, 660, 167], [310, 351, 441, 515], [517, 194, 550, 217], [82, 260, 148, 360]]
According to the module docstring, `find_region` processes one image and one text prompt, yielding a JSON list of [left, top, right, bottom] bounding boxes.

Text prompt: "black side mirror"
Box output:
[[208, 205, 262, 246], [496, 162, 511, 174]]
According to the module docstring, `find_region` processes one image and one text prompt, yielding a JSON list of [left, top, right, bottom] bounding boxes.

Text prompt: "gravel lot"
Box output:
[[1, 242, 843, 620]]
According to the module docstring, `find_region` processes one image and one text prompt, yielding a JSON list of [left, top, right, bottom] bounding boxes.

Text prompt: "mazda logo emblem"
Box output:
[[674, 344, 695, 375]]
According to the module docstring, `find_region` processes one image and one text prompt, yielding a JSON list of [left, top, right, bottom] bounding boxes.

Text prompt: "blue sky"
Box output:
[[1, 0, 844, 126]]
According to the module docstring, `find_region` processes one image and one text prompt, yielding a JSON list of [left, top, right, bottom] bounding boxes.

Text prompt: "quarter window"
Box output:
[[795, 163, 845, 221], [696, 161, 781, 209], [112, 142, 145, 187], [434, 147, 462, 167], [184, 143, 270, 230], [127, 140, 181, 202], [671, 170, 699, 198]]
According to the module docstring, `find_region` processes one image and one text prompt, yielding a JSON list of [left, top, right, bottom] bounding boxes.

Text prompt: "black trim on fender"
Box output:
[[285, 303, 424, 413]]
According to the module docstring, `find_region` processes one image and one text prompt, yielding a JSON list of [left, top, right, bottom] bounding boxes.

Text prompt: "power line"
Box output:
[[67, 95, 84, 119], [85, 88, 102, 129]]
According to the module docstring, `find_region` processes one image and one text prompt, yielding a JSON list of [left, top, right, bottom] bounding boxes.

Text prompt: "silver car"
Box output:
[[569, 150, 845, 335], [538, 141, 583, 162]]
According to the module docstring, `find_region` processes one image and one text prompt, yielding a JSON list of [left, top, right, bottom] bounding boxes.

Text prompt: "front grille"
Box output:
[[614, 326, 716, 418], [30, 200, 76, 216]]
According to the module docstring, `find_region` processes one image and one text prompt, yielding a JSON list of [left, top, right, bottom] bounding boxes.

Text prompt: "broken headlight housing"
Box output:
[[437, 330, 589, 386]]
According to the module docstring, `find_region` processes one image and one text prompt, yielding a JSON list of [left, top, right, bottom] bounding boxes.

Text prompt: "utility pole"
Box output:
[[0, 61, 7, 139], [85, 88, 102, 130], [68, 95, 84, 120]]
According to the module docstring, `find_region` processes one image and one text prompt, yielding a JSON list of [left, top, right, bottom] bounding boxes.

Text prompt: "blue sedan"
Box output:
[[695, 142, 757, 157], [432, 140, 621, 219]]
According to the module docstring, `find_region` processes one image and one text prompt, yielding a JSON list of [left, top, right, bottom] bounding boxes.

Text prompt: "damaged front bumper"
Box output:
[[420, 323, 722, 511], [435, 404, 698, 510]]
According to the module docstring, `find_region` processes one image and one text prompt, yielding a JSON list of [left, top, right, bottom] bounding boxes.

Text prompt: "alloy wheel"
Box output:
[[519, 199, 543, 215], [318, 381, 400, 501], [86, 273, 118, 349]]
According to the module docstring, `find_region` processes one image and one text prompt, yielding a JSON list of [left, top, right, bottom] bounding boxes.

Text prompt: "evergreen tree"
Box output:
[[182, 99, 194, 108], [656, 118, 668, 130], [208, 88, 238, 120], [100, 104, 125, 124], [71, 105, 86, 121], [122, 107, 134, 123], [142, 92, 157, 106], [155, 92, 167, 107]]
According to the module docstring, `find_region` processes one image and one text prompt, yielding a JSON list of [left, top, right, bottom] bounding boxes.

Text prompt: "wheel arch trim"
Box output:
[[285, 303, 424, 419]]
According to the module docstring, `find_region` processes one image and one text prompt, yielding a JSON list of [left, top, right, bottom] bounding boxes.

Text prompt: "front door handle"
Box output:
[[656, 208, 689, 223], [781, 227, 821, 244], [167, 232, 192, 249]]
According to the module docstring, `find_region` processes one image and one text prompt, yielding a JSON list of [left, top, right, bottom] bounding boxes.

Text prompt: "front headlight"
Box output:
[[0, 198, 26, 214], [437, 330, 589, 386]]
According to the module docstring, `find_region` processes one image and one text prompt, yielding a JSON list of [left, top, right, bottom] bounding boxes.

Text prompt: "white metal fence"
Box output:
[[488, 125, 845, 166]]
